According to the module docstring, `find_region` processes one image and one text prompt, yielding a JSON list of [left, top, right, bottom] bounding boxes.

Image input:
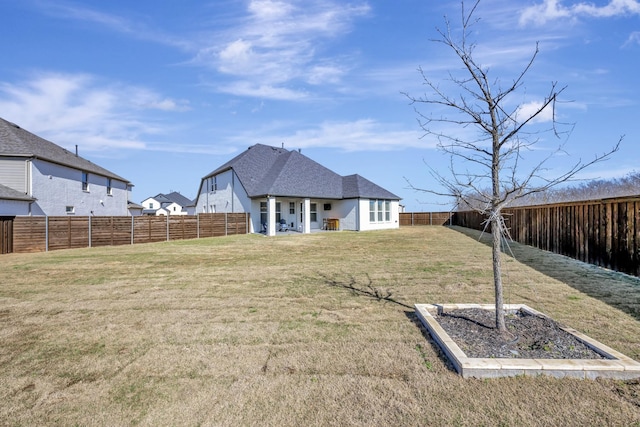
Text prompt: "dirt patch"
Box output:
[[435, 308, 606, 359]]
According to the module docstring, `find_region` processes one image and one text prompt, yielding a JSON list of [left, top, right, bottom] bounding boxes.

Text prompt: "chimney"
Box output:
[[75, 145, 78, 156]]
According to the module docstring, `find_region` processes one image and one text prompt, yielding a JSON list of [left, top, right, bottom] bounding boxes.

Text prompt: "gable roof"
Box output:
[[162, 191, 193, 207], [146, 192, 193, 207], [0, 183, 35, 202], [203, 144, 400, 200], [0, 118, 130, 183]]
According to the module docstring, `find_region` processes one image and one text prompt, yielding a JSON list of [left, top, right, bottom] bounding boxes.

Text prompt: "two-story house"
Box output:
[[141, 192, 194, 216], [0, 118, 133, 216]]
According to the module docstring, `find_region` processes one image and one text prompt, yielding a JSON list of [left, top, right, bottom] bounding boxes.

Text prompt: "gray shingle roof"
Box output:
[[204, 144, 400, 200], [147, 192, 193, 208], [342, 174, 400, 199], [0, 118, 130, 183], [162, 191, 194, 207], [0, 183, 35, 201]]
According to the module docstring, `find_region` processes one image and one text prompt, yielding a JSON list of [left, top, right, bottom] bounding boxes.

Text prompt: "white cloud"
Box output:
[[248, 0, 294, 20], [572, 0, 640, 17], [198, 0, 371, 99], [624, 31, 640, 46], [128, 89, 191, 111], [307, 64, 345, 85], [230, 119, 428, 152], [217, 81, 308, 100], [519, 0, 572, 26], [34, 1, 192, 49], [218, 39, 254, 74], [516, 100, 556, 123], [520, 0, 640, 26], [30, 1, 371, 100], [0, 72, 188, 152]]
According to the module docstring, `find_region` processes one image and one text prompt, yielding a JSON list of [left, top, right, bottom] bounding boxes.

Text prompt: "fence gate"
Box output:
[[0, 216, 14, 254]]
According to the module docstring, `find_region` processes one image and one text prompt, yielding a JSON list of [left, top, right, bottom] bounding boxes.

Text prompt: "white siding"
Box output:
[[358, 199, 400, 231], [30, 159, 130, 216], [165, 202, 187, 215], [0, 158, 27, 192], [141, 197, 160, 210]]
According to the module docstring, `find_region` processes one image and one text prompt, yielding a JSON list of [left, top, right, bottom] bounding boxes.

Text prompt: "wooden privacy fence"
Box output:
[[6, 213, 250, 254], [399, 212, 453, 226], [451, 196, 640, 277], [0, 217, 13, 254]]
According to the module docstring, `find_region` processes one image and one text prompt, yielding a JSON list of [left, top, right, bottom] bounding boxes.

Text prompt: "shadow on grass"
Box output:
[[317, 271, 414, 309], [317, 271, 457, 372], [450, 226, 640, 323]]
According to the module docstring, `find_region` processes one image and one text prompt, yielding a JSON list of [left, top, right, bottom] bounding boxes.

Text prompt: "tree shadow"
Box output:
[[316, 271, 457, 372], [450, 226, 640, 323], [316, 271, 414, 309]]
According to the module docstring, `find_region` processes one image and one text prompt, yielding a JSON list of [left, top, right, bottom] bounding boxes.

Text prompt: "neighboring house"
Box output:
[[141, 191, 194, 216], [0, 118, 134, 216], [127, 200, 144, 217], [194, 144, 401, 236]]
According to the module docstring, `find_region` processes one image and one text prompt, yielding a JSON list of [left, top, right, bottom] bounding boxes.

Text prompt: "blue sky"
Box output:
[[1, 0, 638, 211]]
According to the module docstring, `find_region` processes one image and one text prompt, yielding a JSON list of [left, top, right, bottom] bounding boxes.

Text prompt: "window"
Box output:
[[369, 199, 391, 223], [260, 202, 267, 225], [276, 202, 282, 222], [211, 176, 217, 192], [82, 172, 88, 191], [149, 202, 154, 209], [66, 206, 75, 214], [289, 202, 295, 215], [310, 203, 317, 222], [107, 178, 112, 195]]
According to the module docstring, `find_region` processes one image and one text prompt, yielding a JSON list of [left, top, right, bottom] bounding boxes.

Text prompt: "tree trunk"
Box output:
[[492, 216, 506, 331]]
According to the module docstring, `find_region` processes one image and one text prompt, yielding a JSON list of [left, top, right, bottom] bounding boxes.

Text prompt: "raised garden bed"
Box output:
[[415, 303, 640, 379]]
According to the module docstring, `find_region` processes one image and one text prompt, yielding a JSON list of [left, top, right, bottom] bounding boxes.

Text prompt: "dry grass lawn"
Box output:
[[1, 226, 640, 426]]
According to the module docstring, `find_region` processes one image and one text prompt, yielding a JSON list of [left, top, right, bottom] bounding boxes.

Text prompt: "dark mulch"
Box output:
[[435, 308, 607, 359]]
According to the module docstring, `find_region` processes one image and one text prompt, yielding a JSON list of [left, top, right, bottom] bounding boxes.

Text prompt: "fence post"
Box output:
[[45, 216, 49, 252], [89, 216, 92, 248], [166, 215, 170, 242], [131, 216, 134, 245], [197, 214, 200, 239], [225, 213, 228, 236]]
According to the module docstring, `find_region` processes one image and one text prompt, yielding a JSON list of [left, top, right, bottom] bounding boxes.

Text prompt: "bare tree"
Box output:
[[404, 0, 620, 332]]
